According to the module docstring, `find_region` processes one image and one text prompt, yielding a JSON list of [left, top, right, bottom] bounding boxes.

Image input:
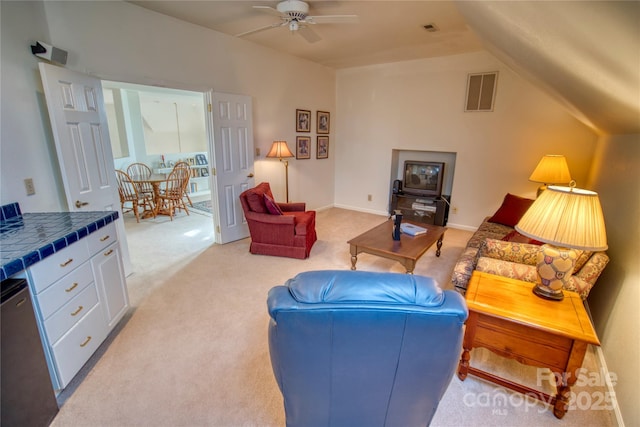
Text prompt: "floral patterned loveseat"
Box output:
[[450, 194, 609, 300]]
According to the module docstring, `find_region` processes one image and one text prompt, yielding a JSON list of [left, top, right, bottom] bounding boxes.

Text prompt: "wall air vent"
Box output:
[[465, 72, 498, 112]]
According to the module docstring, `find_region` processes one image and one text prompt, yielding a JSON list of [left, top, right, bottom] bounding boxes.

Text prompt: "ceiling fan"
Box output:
[[235, 0, 359, 43]]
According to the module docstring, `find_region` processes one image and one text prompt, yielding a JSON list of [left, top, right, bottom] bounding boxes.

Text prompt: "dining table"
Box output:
[[129, 173, 169, 217]]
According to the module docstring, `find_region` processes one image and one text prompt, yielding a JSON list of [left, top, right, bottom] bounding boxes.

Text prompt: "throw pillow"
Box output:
[[502, 230, 543, 245], [264, 194, 283, 215], [488, 193, 535, 227]]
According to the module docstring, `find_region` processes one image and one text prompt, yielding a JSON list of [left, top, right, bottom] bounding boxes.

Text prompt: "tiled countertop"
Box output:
[[0, 203, 119, 280]]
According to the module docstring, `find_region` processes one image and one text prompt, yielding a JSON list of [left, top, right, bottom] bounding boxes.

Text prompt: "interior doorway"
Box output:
[[103, 80, 216, 220]]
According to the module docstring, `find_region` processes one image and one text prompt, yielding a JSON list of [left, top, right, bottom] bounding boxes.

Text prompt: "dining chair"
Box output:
[[173, 161, 193, 207], [126, 162, 154, 198], [115, 170, 155, 222], [157, 168, 190, 220]]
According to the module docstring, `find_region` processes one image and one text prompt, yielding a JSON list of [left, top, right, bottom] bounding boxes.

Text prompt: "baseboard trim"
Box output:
[[584, 302, 625, 427], [594, 346, 625, 427], [444, 222, 477, 232], [332, 203, 388, 217]]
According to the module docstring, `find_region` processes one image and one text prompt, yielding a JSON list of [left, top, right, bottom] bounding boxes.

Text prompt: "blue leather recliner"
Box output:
[[267, 270, 468, 427]]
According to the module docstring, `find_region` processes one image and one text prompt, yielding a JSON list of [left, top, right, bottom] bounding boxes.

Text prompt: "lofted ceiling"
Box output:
[[129, 0, 639, 135]]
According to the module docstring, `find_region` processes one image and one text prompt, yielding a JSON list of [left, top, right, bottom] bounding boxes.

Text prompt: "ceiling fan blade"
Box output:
[[235, 22, 286, 38], [305, 15, 359, 25], [253, 5, 287, 18], [298, 26, 322, 44]]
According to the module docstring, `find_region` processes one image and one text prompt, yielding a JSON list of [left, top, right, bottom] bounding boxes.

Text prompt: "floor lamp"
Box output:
[[266, 140, 295, 202]]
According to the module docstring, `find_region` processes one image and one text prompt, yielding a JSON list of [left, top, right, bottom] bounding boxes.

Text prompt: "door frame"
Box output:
[[102, 79, 221, 242]]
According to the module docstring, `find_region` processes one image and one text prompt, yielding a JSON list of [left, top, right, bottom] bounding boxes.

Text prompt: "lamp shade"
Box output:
[[266, 140, 294, 159], [515, 185, 608, 251], [529, 155, 572, 184]]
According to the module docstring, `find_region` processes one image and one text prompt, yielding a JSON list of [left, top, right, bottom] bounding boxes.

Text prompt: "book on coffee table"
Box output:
[[400, 223, 427, 236]]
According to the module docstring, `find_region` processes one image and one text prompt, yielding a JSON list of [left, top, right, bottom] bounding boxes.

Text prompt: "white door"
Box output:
[[207, 92, 254, 244], [39, 63, 132, 275]]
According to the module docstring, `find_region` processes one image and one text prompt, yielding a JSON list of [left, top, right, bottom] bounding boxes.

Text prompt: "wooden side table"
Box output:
[[457, 271, 600, 419]]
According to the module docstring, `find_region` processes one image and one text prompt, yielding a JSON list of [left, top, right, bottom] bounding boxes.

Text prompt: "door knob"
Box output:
[[247, 173, 254, 178], [75, 200, 89, 208]]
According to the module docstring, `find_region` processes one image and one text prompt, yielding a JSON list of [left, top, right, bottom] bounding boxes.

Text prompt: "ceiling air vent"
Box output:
[[465, 72, 498, 112], [423, 23, 439, 32]]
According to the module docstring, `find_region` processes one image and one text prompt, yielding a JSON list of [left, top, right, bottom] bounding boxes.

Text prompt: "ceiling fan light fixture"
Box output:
[[278, 0, 309, 20], [239, 0, 359, 42]]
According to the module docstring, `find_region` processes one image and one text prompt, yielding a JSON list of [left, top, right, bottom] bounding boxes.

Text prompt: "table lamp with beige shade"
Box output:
[[515, 182, 608, 301], [529, 154, 572, 196], [266, 140, 295, 203]]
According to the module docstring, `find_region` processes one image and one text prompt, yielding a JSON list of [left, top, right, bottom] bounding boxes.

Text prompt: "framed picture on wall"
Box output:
[[317, 111, 330, 134], [296, 109, 311, 132], [296, 136, 311, 159], [317, 136, 329, 159]]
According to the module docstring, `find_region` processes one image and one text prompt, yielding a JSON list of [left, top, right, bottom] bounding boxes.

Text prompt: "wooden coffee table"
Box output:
[[347, 219, 446, 274], [457, 271, 600, 419]]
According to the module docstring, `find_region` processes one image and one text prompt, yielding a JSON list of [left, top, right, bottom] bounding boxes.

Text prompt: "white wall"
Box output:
[[587, 134, 640, 427], [334, 52, 598, 228], [0, 1, 66, 212], [0, 0, 336, 211]]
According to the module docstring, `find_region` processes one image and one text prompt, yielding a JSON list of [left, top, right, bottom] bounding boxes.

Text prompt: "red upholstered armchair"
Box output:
[[239, 182, 317, 259]]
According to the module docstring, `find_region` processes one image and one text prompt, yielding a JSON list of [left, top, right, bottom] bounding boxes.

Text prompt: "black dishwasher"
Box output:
[[1, 278, 59, 426]]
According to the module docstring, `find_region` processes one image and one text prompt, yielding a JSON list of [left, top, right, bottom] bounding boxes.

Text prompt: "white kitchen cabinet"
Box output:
[[91, 241, 128, 329], [27, 221, 129, 390]]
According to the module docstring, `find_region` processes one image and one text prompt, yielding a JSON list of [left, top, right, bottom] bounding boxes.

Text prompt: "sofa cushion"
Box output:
[[488, 193, 535, 227], [476, 257, 594, 299], [502, 230, 543, 245], [466, 217, 514, 249], [573, 250, 593, 274], [480, 238, 539, 266], [264, 194, 283, 215], [476, 257, 538, 283]]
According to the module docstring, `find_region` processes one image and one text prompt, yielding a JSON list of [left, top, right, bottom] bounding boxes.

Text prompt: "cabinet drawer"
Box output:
[[86, 222, 117, 255], [44, 284, 99, 344], [37, 262, 94, 319], [51, 303, 108, 389], [29, 241, 90, 293]]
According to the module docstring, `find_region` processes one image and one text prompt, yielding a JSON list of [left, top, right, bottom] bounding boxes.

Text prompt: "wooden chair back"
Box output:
[[115, 170, 139, 203], [158, 168, 191, 220], [172, 161, 193, 206], [116, 169, 155, 222], [127, 162, 152, 178], [127, 163, 154, 195]]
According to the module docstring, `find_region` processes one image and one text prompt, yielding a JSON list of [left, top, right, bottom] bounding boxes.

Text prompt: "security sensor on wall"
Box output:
[[31, 41, 68, 65]]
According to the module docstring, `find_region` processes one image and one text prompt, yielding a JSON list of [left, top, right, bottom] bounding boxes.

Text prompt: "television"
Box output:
[[402, 160, 445, 198]]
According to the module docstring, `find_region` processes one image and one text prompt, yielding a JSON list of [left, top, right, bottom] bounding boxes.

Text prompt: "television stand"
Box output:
[[390, 193, 450, 226]]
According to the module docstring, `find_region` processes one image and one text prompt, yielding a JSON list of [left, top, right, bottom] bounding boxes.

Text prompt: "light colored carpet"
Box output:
[[51, 208, 616, 426]]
